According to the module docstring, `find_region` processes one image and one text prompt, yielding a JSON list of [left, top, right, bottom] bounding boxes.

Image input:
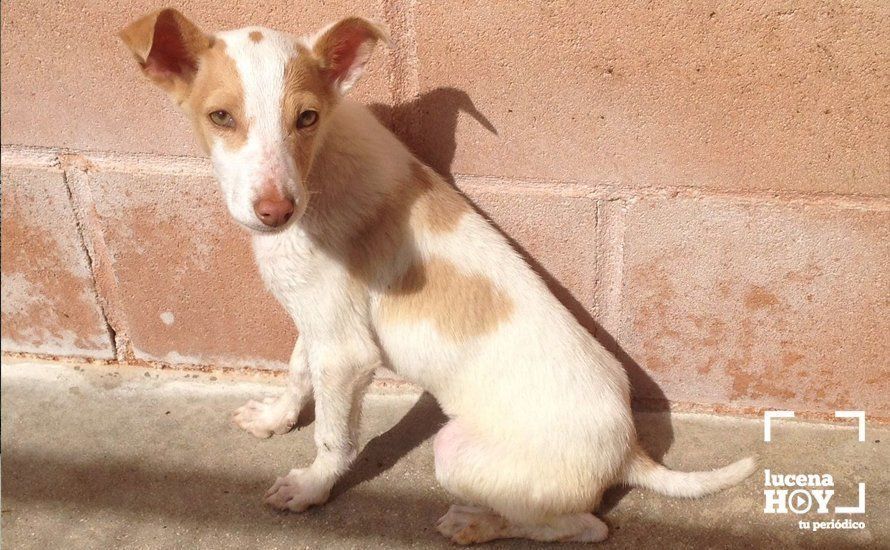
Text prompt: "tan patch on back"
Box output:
[[410, 161, 469, 233], [334, 160, 470, 284], [187, 40, 248, 151], [379, 258, 514, 342], [249, 30, 263, 42], [307, 158, 478, 342]]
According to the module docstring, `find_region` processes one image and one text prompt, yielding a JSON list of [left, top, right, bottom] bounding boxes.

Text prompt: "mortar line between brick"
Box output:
[[593, 202, 605, 323], [60, 169, 118, 359], [3, 144, 889, 210], [6, 351, 888, 425], [60, 157, 134, 362], [382, 0, 419, 138], [591, 201, 628, 362], [594, 201, 627, 341], [383, 0, 419, 105], [610, 207, 626, 347], [457, 178, 890, 211]]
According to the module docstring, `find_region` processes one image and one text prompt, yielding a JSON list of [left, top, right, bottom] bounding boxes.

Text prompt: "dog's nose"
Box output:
[[253, 197, 295, 228]]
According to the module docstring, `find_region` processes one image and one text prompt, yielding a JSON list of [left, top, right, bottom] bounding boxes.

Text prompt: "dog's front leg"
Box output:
[[232, 338, 312, 438], [264, 340, 378, 512]]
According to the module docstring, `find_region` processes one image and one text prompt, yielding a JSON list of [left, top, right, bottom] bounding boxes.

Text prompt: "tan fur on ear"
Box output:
[[119, 8, 211, 99], [312, 17, 389, 94], [119, 10, 163, 62]]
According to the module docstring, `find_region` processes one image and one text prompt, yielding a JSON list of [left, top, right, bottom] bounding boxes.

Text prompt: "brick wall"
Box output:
[[2, 1, 888, 419]]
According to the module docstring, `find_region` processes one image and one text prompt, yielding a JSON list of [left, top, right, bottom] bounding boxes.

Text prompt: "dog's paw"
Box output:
[[564, 514, 609, 543], [264, 468, 331, 512], [232, 397, 297, 439], [436, 505, 506, 545]]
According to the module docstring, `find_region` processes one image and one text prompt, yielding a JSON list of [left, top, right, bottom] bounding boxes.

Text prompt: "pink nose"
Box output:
[[253, 197, 295, 228]]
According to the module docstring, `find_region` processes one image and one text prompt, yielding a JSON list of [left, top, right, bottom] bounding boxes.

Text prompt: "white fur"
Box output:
[[162, 18, 756, 544], [210, 28, 303, 232]]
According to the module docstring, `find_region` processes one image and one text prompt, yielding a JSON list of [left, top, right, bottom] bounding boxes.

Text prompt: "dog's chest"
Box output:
[[250, 230, 336, 315]]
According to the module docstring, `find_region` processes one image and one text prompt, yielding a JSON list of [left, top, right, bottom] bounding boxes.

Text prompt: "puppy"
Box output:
[[120, 9, 755, 544]]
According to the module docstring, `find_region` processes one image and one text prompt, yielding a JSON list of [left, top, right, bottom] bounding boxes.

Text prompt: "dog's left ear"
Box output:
[[312, 17, 389, 95]]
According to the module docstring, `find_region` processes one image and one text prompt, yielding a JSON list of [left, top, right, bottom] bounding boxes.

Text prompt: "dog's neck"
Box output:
[[295, 99, 414, 248]]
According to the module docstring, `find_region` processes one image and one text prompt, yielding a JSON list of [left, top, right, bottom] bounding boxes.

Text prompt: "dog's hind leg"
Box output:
[[433, 420, 609, 544], [232, 337, 312, 438]]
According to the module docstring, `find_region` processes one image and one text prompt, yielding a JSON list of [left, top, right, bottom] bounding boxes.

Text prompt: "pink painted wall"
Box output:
[[2, 1, 888, 419]]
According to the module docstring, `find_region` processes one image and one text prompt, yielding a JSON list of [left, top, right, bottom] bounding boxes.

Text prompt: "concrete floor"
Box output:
[[1, 360, 886, 549]]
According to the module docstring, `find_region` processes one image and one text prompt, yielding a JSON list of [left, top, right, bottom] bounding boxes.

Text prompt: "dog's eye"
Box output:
[[209, 110, 235, 128], [296, 110, 318, 129]]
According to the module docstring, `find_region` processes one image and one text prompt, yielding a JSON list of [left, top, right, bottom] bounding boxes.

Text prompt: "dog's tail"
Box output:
[[622, 445, 756, 498]]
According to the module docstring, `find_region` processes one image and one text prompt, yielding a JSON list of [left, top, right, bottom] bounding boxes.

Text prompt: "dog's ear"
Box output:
[[312, 17, 389, 95], [119, 8, 211, 101]]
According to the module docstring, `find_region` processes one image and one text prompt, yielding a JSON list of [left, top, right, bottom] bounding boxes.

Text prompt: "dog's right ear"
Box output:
[[119, 9, 211, 101]]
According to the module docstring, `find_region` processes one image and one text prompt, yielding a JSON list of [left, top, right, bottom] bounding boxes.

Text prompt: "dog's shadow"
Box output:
[[334, 87, 675, 514]]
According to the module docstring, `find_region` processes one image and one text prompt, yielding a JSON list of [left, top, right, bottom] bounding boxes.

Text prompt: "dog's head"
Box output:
[[120, 9, 387, 232]]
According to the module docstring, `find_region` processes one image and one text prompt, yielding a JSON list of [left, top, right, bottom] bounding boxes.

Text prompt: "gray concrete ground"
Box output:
[[1, 360, 886, 549]]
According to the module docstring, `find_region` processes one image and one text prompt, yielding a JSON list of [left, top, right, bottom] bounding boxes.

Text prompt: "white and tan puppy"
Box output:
[[120, 9, 755, 544]]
